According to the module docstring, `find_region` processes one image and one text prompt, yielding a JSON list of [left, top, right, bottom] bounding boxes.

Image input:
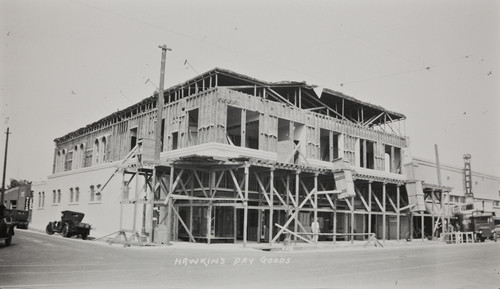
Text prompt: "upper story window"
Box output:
[[357, 138, 375, 169], [187, 109, 199, 146], [319, 128, 341, 162], [226, 106, 259, 149], [70, 188, 74, 203], [384, 145, 402, 174], [65, 151, 73, 171], [101, 136, 107, 162], [93, 139, 100, 165]]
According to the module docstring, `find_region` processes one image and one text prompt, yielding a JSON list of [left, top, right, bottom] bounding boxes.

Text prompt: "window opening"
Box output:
[[188, 109, 199, 146]]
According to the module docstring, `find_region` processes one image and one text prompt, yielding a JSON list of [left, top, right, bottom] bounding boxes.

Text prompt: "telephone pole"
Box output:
[[1, 127, 11, 205], [155, 45, 172, 245], [155, 45, 172, 159]]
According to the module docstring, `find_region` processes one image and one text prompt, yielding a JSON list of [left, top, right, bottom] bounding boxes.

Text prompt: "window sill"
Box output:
[[68, 203, 79, 206], [51, 204, 60, 206], [37, 207, 45, 210], [88, 201, 102, 205]]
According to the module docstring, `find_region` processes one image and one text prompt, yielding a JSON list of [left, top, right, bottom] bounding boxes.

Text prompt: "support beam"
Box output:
[[269, 169, 274, 246], [368, 182, 372, 235], [382, 183, 386, 243], [243, 163, 249, 247], [397, 185, 400, 241]]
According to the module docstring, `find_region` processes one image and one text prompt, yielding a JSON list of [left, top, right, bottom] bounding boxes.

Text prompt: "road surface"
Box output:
[[0, 230, 499, 288]]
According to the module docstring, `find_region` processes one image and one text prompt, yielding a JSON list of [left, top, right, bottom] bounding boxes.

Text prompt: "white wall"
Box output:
[[30, 161, 147, 238]]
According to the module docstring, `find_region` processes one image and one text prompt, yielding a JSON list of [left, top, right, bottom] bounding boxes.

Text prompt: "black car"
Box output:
[[46, 210, 91, 239], [6, 209, 29, 229]]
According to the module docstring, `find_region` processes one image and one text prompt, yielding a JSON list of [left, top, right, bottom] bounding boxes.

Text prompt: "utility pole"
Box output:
[[1, 127, 10, 205], [155, 45, 172, 159], [434, 144, 446, 237], [155, 45, 172, 245]]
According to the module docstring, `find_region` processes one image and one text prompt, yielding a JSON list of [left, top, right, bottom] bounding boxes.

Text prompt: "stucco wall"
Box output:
[[30, 161, 150, 239]]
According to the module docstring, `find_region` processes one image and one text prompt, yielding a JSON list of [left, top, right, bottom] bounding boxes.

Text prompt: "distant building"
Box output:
[[3, 183, 32, 211]]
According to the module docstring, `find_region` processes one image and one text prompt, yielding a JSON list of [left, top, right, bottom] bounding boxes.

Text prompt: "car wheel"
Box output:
[[62, 224, 70, 238], [45, 224, 54, 235], [81, 232, 88, 240], [5, 237, 12, 246]]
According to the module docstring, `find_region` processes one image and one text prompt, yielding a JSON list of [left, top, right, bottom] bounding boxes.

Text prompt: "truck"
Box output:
[[468, 213, 495, 242], [5, 209, 29, 229]]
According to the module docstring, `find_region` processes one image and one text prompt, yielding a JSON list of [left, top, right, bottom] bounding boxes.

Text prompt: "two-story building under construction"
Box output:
[[31, 68, 500, 246]]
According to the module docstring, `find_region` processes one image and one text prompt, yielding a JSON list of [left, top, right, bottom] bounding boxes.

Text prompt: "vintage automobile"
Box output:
[[0, 215, 15, 246], [45, 210, 91, 240], [6, 209, 29, 229]]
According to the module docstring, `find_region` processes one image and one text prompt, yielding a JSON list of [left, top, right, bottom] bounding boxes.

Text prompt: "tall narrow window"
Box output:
[[52, 190, 56, 203], [90, 185, 95, 202], [359, 139, 375, 169], [56, 151, 62, 173], [96, 184, 102, 201], [130, 127, 138, 151], [93, 139, 100, 165], [65, 151, 73, 171], [73, 145, 79, 169], [245, 110, 259, 149], [172, 132, 179, 150], [320, 129, 330, 161], [57, 190, 61, 203], [188, 109, 199, 146], [70, 188, 74, 203], [75, 187, 80, 203], [101, 137, 107, 162], [38, 192, 41, 207], [226, 106, 242, 146], [85, 149, 93, 168]]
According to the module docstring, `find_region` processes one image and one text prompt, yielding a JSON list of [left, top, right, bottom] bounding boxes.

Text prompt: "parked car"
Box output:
[[45, 211, 91, 240], [0, 215, 15, 246], [6, 209, 29, 229]]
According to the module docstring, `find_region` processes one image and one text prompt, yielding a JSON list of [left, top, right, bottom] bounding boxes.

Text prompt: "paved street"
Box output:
[[0, 229, 499, 289]]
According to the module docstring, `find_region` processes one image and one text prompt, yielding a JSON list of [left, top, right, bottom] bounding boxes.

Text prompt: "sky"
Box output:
[[1, 0, 499, 183]]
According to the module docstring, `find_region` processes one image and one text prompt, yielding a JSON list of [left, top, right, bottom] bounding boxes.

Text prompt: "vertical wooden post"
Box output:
[[329, 131, 334, 162], [243, 163, 249, 247], [269, 168, 274, 246], [241, 109, 246, 148], [421, 213, 425, 241], [390, 146, 395, 173], [257, 199, 262, 243], [298, 87, 302, 109], [396, 185, 400, 241], [294, 171, 300, 241], [431, 190, 436, 239], [133, 167, 140, 232], [189, 170, 194, 242], [382, 182, 386, 243], [350, 196, 354, 244], [234, 207, 237, 243], [333, 197, 337, 244], [207, 204, 212, 244], [166, 166, 174, 245], [362, 139, 367, 168], [368, 182, 372, 235], [314, 173, 318, 226]]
